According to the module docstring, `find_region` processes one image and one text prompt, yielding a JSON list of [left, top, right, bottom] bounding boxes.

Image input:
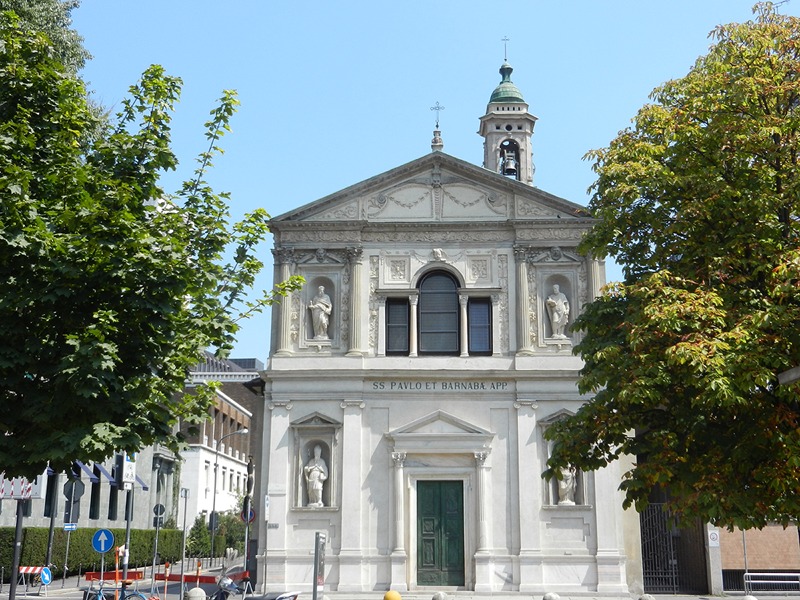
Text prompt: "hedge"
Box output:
[[0, 527, 184, 582]]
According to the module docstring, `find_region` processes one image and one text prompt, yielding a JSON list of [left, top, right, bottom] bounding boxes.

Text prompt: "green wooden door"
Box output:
[[417, 480, 465, 586]]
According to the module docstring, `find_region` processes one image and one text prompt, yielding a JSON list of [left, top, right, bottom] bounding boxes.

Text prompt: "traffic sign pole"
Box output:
[[93, 529, 114, 588]]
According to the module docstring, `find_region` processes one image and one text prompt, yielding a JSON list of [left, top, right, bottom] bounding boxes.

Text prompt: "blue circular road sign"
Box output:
[[40, 567, 52, 586], [92, 528, 115, 554]]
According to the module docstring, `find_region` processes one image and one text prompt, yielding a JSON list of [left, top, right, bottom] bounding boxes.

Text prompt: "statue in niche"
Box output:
[[558, 465, 577, 505], [304, 445, 328, 507], [545, 284, 570, 339], [308, 285, 332, 339]]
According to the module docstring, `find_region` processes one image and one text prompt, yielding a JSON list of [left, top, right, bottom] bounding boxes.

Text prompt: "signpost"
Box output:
[[118, 452, 136, 581], [92, 528, 114, 585], [92, 529, 115, 554], [240, 508, 256, 523], [312, 532, 326, 600], [3, 472, 47, 600], [62, 477, 85, 587], [122, 453, 136, 490]]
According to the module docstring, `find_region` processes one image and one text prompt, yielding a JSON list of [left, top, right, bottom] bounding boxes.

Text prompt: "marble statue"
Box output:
[[304, 445, 328, 507], [308, 286, 332, 340], [546, 284, 570, 339], [558, 466, 577, 505]]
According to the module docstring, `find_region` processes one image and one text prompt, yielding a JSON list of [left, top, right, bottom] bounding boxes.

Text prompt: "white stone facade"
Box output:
[[254, 146, 639, 595]]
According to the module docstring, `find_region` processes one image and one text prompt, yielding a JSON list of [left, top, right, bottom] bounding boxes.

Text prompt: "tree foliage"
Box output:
[[544, 3, 800, 529], [0, 0, 89, 72], [186, 515, 211, 556], [0, 15, 303, 478]]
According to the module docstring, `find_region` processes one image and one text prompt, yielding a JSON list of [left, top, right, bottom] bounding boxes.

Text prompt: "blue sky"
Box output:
[[72, 1, 798, 362]]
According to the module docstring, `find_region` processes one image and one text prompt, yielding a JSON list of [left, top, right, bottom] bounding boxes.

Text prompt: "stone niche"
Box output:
[[290, 412, 341, 510], [539, 409, 585, 507]]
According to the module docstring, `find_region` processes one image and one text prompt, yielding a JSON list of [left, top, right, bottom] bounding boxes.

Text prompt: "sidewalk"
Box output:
[[0, 559, 231, 600]]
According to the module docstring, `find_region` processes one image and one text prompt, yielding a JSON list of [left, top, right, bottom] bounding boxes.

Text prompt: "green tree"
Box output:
[[217, 510, 246, 554], [0, 0, 89, 72], [544, 3, 800, 529], [0, 15, 302, 478], [186, 515, 211, 557]]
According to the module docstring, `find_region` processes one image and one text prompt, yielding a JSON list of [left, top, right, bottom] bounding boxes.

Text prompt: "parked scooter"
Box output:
[[209, 574, 301, 600]]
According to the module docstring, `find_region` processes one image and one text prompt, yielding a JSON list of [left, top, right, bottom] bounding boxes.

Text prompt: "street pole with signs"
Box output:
[[180, 488, 189, 594], [312, 532, 326, 600], [243, 457, 254, 582], [116, 452, 137, 581]]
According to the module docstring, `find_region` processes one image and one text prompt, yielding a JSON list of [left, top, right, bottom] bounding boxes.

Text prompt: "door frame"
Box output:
[[407, 468, 474, 590]]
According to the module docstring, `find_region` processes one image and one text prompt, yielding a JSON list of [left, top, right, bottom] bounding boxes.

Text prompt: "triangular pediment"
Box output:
[[386, 410, 494, 454], [389, 410, 491, 436], [539, 409, 576, 426], [291, 412, 342, 429], [271, 152, 590, 226]]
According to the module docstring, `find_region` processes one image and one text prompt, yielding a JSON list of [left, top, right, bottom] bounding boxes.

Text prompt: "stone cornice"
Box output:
[[273, 219, 594, 246]]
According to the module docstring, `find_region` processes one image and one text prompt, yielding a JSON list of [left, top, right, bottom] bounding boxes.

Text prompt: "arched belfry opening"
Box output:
[[499, 139, 520, 179]]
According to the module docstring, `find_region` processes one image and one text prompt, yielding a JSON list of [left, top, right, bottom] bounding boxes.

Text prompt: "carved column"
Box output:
[[390, 452, 408, 591], [409, 295, 419, 357], [272, 247, 295, 356], [474, 451, 490, 552], [514, 245, 534, 355], [391, 452, 406, 553], [491, 293, 501, 356], [459, 294, 469, 357], [474, 451, 493, 593], [338, 399, 366, 590], [346, 247, 365, 356], [376, 296, 387, 356]]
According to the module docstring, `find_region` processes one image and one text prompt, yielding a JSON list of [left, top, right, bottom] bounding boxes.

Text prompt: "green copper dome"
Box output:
[[489, 61, 525, 103]]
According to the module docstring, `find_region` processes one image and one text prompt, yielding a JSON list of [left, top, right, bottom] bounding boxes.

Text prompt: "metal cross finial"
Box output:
[[502, 36, 510, 61], [430, 101, 445, 129]]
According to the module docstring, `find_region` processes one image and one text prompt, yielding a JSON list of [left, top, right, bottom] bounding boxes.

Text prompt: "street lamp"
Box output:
[[210, 428, 249, 561]]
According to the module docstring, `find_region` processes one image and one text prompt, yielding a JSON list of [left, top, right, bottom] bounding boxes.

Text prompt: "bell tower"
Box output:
[[478, 60, 538, 185]]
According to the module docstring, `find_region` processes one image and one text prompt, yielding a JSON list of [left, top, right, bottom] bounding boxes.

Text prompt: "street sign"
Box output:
[[153, 503, 165, 516], [240, 508, 256, 523], [92, 528, 114, 554], [40, 567, 52, 586], [63, 480, 85, 500], [63, 523, 77, 531], [122, 452, 136, 485]]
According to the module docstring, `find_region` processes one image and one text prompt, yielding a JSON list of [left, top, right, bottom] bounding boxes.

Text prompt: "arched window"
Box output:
[[384, 270, 492, 356], [419, 272, 459, 354]]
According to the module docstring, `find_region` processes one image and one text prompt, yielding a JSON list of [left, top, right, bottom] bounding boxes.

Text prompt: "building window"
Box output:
[[419, 272, 459, 354], [108, 487, 119, 520], [385, 271, 493, 356], [468, 298, 492, 355], [89, 466, 101, 520], [43, 471, 57, 518], [386, 298, 409, 354]]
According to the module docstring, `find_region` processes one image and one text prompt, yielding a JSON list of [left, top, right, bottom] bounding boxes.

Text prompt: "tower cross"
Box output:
[[502, 36, 510, 61], [430, 101, 445, 129]]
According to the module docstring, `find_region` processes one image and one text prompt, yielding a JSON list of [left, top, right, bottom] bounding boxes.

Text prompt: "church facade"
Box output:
[[254, 62, 641, 596]]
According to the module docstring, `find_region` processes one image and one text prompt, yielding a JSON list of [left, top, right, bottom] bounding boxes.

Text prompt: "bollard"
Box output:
[[186, 587, 206, 600], [384, 591, 402, 600], [164, 562, 171, 599]]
